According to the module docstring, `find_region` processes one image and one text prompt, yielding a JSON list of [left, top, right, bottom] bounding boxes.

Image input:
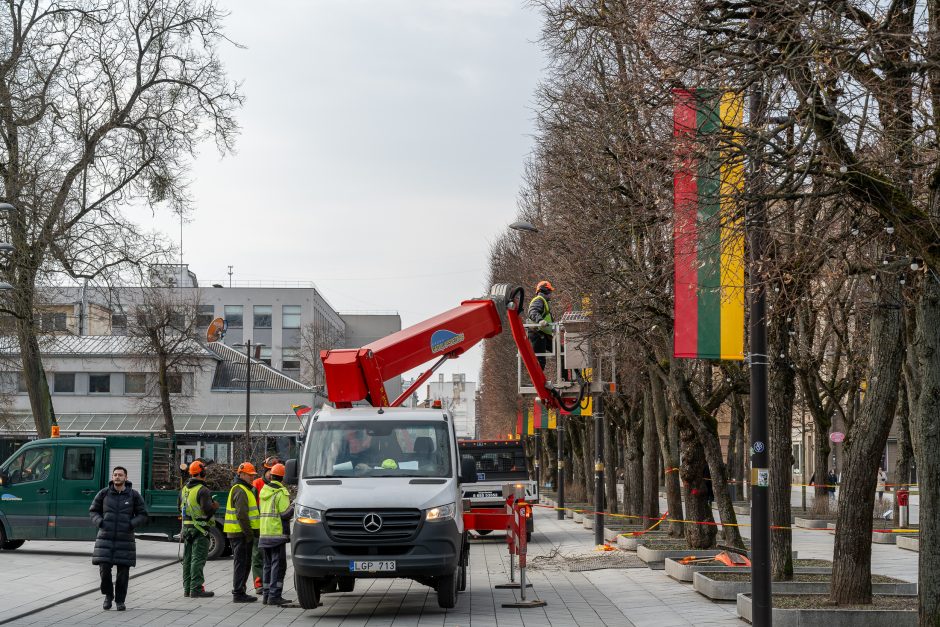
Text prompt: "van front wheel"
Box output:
[[436, 570, 458, 609], [206, 526, 226, 560], [296, 574, 321, 610]]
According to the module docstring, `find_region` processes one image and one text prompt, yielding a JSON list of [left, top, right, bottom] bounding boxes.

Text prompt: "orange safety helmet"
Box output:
[[270, 463, 286, 478], [188, 460, 206, 476], [237, 462, 258, 476], [536, 280, 555, 293], [262, 456, 282, 469]]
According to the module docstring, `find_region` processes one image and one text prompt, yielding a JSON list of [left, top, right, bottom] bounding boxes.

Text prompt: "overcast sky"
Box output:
[[151, 1, 546, 390]]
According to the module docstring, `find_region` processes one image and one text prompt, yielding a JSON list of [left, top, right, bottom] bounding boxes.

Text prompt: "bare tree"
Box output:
[[128, 288, 210, 435], [299, 317, 345, 388], [0, 0, 242, 437]]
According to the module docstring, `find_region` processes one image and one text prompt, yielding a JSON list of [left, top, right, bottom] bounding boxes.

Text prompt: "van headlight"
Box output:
[[425, 502, 456, 522], [295, 506, 323, 525]]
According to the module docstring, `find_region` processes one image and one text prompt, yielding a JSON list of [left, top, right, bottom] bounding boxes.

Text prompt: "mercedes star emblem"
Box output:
[[363, 512, 383, 533]]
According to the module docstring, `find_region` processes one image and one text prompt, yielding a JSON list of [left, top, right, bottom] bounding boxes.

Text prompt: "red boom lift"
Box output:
[[319, 283, 586, 536]]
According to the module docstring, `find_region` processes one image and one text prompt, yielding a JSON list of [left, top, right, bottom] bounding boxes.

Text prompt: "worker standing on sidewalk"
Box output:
[[180, 461, 219, 598], [250, 456, 281, 594], [224, 462, 260, 603], [258, 463, 294, 606], [528, 280, 555, 370]]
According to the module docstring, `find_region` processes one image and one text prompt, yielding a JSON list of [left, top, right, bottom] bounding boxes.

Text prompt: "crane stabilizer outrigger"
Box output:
[[320, 283, 587, 412]]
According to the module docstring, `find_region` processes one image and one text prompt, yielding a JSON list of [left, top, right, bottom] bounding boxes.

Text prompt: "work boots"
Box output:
[[192, 588, 215, 598], [268, 597, 293, 606], [254, 576, 263, 595], [232, 593, 257, 603]]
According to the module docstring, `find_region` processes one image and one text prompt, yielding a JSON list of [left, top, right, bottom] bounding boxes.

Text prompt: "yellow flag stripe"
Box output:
[[719, 92, 745, 361]]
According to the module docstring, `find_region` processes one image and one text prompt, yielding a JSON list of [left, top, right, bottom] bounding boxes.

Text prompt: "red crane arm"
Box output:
[[320, 284, 572, 410]]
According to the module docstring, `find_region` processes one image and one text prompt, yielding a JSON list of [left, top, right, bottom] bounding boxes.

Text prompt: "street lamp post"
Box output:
[[234, 339, 264, 460]]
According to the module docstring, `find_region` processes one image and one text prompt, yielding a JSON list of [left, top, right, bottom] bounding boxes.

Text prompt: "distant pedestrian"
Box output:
[[826, 469, 838, 506], [877, 468, 887, 502], [180, 461, 219, 598], [258, 463, 294, 606], [89, 467, 149, 612], [225, 462, 260, 603]]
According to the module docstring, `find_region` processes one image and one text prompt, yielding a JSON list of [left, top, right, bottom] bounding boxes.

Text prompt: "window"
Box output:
[[111, 314, 128, 329], [169, 311, 185, 330], [63, 447, 96, 480], [88, 374, 111, 394], [167, 373, 183, 395], [17, 373, 27, 394], [124, 374, 146, 395], [224, 305, 243, 328], [254, 305, 272, 329], [2, 446, 53, 484], [196, 305, 215, 327], [259, 347, 272, 366], [37, 312, 67, 332], [792, 443, 803, 474], [282, 305, 301, 329], [53, 373, 75, 394], [282, 347, 300, 370]]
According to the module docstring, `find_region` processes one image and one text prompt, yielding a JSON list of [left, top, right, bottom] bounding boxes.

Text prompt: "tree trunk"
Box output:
[[583, 416, 595, 503], [909, 276, 940, 625], [643, 387, 661, 522], [812, 420, 832, 516], [156, 351, 175, 436], [623, 408, 644, 516], [651, 372, 683, 536], [893, 377, 914, 522], [14, 272, 55, 438], [830, 279, 905, 605], [606, 421, 619, 516], [768, 316, 795, 580], [569, 419, 585, 503], [679, 417, 716, 549]]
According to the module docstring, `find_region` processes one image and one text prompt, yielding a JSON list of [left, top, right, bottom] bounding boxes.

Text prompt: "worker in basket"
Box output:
[[528, 280, 555, 370]]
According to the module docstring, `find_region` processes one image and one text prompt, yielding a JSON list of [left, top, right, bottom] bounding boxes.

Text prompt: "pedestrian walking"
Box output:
[[826, 468, 838, 507], [89, 466, 149, 611], [180, 460, 219, 598], [258, 463, 294, 606], [250, 456, 282, 595], [877, 468, 887, 502], [225, 462, 260, 603]]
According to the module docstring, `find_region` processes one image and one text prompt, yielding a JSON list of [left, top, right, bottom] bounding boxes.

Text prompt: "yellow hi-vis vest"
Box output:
[[530, 294, 553, 335], [223, 483, 260, 533], [258, 480, 290, 539], [181, 483, 214, 533]]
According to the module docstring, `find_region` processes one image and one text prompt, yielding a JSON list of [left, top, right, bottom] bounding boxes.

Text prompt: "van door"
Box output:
[[0, 445, 56, 539], [55, 443, 103, 539]]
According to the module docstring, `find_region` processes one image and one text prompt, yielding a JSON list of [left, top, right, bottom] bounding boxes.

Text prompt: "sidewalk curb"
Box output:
[[0, 556, 181, 625]]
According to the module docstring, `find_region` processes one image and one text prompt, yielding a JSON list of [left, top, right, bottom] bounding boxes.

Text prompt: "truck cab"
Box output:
[[0, 435, 229, 558], [458, 439, 535, 537], [288, 405, 476, 611]]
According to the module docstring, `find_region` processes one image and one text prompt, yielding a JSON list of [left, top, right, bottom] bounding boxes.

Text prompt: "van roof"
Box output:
[[315, 405, 449, 422]]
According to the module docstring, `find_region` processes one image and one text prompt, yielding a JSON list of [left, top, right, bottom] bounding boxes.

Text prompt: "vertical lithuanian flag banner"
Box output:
[[673, 89, 745, 361], [515, 406, 523, 438], [526, 405, 535, 435]]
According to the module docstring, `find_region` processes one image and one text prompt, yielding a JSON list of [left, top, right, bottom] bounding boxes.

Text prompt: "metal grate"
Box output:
[[324, 509, 422, 543]]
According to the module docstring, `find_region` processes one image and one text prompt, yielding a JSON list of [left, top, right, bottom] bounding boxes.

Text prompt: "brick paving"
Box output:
[[2, 495, 920, 627]]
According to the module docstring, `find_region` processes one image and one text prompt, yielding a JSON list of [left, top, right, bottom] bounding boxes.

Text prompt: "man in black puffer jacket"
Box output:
[[89, 466, 149, 611]]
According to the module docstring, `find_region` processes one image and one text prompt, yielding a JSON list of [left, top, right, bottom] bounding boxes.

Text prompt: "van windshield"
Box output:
[[303, 420, 452, 479]]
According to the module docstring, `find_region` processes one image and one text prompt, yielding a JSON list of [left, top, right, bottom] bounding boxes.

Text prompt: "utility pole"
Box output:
[[593, 393, 605, 546], [557, 413, 566, 520], [234, 339, 263, 460], [748, 8, 771, 626]]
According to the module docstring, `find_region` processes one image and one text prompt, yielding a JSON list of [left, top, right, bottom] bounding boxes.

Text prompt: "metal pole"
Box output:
[[245, 340, 252, 452], [534, 430, 541, 498], [594, 393, 605, 546], [557, 413, 566, 519], [748, 8, 771, 625], [801, 406, 807, 512]]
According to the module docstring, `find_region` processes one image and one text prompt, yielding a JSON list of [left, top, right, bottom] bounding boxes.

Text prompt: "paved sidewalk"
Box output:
[[4, 502, 919, 627]]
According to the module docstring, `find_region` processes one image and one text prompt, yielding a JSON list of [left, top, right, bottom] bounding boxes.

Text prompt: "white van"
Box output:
[[285, 405, 477, 611]]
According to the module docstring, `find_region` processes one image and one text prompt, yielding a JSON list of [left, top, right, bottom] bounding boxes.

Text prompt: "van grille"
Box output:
[[324, 508, 422, 542]]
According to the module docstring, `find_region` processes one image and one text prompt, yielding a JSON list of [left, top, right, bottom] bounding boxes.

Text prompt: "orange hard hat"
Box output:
[[263, 456, 282, 469], [270, 463, 286, 477], [188, 460, 206, 476], [536, 280, 555, 292], [237, 462, 258, 476]]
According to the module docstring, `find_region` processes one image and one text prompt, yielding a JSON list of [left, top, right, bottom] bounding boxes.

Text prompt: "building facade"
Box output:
[[427, 373, 477, 439]]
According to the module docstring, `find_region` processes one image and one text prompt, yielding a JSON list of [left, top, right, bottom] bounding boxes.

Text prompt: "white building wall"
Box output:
[[427, 374, 476, 439]]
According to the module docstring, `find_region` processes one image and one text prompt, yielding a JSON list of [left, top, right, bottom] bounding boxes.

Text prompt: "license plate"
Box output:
[[475, 492, 499, 499], [349, 560, 396, 572]]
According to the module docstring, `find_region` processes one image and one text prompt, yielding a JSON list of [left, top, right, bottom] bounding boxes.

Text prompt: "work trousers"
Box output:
[[251, 536, 263, 582], [262, 543, 288, 599], [182, 528, 210, 593], [99, 563, 130, 604], [230, 535, 254, 596], [529, 332, 551, 369]]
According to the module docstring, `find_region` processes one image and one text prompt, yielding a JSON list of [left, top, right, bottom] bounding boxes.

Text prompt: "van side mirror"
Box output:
[[284, 459, 298, 485], [459, 457, 477, 484]]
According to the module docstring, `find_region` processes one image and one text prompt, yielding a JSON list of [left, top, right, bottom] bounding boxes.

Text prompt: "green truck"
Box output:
[[0, 435, 230, 559]]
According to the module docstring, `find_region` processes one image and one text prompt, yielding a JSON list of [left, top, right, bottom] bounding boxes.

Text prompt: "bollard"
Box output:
[[898, 488, 910, 528]]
